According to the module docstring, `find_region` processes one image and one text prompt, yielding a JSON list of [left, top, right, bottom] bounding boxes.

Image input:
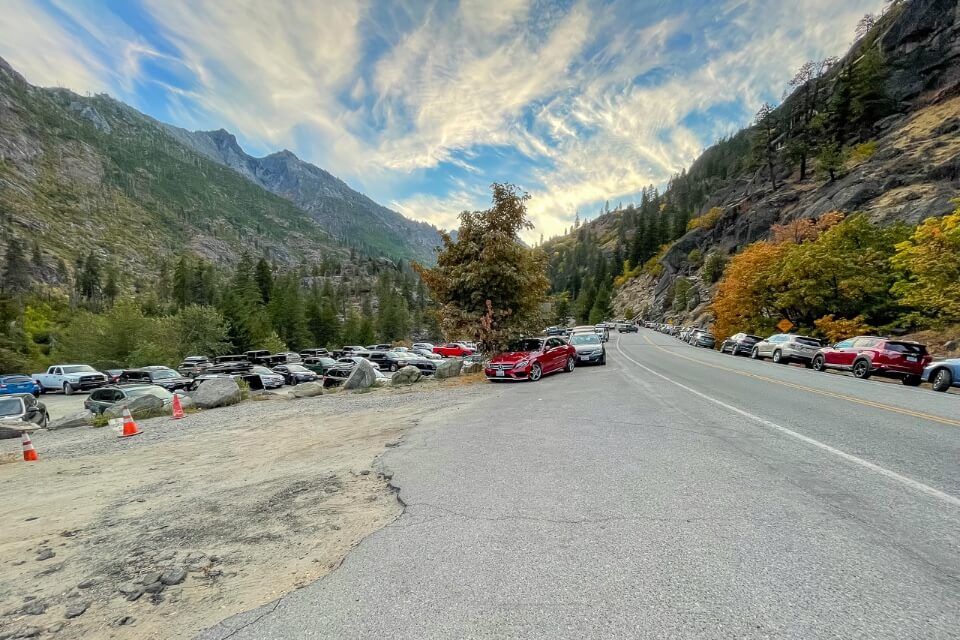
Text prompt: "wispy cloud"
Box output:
[[0, 0, 887, 241]]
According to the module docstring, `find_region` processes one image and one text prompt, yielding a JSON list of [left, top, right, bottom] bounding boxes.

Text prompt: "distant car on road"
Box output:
[[720, 333, 764, 356], [812, 336, 931, 385], [32, 364, 107, 395], [0, 375, 41, 397], [434, 343, 474, 357], [617, 323, 638, 333], [569, 333, 606, 365], [485, 337, 576, 382], [922, 358, 960, 392], [84, 385, 174, 415], [751, 334, 822, 365]]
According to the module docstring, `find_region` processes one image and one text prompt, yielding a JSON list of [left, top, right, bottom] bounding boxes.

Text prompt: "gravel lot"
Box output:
[[0, 377, 484, 640]]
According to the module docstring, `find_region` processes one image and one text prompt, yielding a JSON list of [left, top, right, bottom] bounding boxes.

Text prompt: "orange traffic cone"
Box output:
[[171, 394, 185, 420], [22, 432, 38, 462], [118, 407, 141, 438]]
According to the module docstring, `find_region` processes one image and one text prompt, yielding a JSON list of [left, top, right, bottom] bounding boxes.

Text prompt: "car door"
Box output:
[[827, 339, 856, 367], [851, 337, 879, 366]]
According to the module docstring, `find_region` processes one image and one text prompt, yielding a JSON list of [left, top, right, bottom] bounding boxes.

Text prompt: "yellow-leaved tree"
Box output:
[[891, 202, 960, 326]]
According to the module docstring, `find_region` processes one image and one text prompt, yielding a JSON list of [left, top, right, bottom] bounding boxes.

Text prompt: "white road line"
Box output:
[[615, 337, 960, 509]]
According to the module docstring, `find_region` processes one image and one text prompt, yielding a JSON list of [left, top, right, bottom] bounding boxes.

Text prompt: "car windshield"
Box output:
[[150, 369, 179, 379], [126, 386, 171, 399], [570, 335, 600, 345], [886, 342, 927, 355], [251, 366, 274, 375], [507, 339, 544, 352], [62, 365, 96, 374], [0, 397, 23, 416], [318, 358, 336, 365]]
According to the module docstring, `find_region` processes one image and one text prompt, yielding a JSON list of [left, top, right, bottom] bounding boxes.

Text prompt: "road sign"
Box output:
[[776, 318, 794, 333]]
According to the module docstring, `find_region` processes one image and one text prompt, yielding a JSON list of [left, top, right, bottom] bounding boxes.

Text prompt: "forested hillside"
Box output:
[[545, 0, 960, 340]]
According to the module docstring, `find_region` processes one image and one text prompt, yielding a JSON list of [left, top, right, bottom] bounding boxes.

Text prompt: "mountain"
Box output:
[[162, 126, 442, 263], [544, 0, 960, 330]]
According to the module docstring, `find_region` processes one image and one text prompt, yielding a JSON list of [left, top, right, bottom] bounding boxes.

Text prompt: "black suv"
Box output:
[[367, 351, 409, 372], [119, 367, 193, 391], [720, 333, 764, 356]]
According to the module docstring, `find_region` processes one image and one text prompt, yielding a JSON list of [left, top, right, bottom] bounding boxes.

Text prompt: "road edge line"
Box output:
[[615, 336, 960, 509]]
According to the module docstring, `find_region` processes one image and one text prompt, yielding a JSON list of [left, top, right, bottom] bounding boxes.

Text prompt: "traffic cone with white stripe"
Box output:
[[118, 407, 141, 438], [22, 432, 38, 462], [171, 394, 185, 420]]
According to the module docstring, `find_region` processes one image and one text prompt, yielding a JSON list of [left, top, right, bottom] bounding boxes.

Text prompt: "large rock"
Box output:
[[462, 362, 483, 375], [343, 359, 377, 390], [104, 394, 163, 419], [189, 377, 241, 409], [47, 410, 95, 430], [292, 381, 324, 398], [175, 393, 196, 411], [435, 358, 463, 379], [391, 365, 422, 385]]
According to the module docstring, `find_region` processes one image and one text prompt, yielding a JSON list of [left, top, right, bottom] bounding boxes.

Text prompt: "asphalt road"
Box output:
[[199, 329, 960, 639]]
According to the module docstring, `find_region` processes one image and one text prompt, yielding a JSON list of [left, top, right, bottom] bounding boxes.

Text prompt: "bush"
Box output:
[[687, 249, 703, 265], [847, 140, 877, 165], [702, 252, 727, 283], [687, 207, 724, 232], [814, 314, 872, 342]]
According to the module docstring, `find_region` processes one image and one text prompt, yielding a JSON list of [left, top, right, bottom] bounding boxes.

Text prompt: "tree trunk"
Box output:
[[799, 154, 807, 181]]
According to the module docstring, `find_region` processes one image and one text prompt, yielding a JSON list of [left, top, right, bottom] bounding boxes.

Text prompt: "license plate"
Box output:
[[579, 356, 590, 361], [495, 370, 504, 377], [906, 356, 918, 362]]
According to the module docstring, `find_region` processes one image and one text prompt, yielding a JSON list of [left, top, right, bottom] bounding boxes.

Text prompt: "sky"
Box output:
[[0, 0, 886, 242]]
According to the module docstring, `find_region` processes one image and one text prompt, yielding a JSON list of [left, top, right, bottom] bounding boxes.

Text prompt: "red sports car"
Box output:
[[812, 336, 932, 385], [485, 337, 577, 382], [433, 343, 475, 357]]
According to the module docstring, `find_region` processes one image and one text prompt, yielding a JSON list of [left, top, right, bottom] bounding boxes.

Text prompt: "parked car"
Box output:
[[244, 350, 273, 364], [544, 326, 563, 336], [119, 367, 193, 392], [751, 334, 822, 364], [569, 333, 606, 365], [434, 343, 474, 357], [272, 364, 320, 385], [177, 356, 211, 377], [32, 364, 107, 395], [300, 348, 330, 359], [0, 375, 41, 397], [84, 385, 174, 415], [302, 357, 339, 375], [720, 333, 764, 356], [400, 353, 439, 376], [0, 393, 49, 430], [323, 363, 353, 388], [214, 354, 249, 365], [617, 323, 638, 333], [249, 366, 286, 389], [412, 342, 435, 352], [922, 358, 960, 392], [685, 329, 704, 345], [812, 337, 931, 385], [274, 352, 303, 364], [413, 348, 442, 360], [593, 325, 610, 342], [485, 337, 576, 382], [367, 351, 404, 372], [692, 331, 716, 348]]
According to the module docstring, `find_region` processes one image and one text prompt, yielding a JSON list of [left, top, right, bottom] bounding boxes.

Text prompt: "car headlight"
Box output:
[[515, 360, 529, 369]]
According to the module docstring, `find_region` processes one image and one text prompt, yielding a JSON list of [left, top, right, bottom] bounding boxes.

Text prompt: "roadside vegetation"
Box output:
[[710, 203, 960, 341]]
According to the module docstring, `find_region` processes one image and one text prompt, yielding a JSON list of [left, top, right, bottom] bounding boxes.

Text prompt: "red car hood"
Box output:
[[489, 351, 537, 365]]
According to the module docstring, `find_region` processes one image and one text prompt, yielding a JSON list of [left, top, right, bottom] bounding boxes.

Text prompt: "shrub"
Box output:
[[702, 252, 727, 283], [687, 248, 703, 265], [847, 140, 877, 165], [687, 207, 724, 232], [814, 314, 872, 342]]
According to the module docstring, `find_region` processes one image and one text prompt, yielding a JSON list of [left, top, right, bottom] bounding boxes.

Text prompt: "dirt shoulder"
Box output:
[[0, 378, 484, 639]]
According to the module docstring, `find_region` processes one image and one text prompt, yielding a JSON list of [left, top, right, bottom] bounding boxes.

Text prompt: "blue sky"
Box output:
[[0, 0, 885, 241]]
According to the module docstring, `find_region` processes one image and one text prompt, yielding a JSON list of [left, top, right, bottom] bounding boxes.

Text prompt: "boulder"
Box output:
[[104, 394, 163, 419], [175, 393, 196, 411], [343, 359, 377, 390], [462, 362, 483, 374], [435, 358, 463, 379], [189, 377, 241, 409], [47, 410, 95, 431], [391, 365, 422, 386], [292, 381, 324, 398]]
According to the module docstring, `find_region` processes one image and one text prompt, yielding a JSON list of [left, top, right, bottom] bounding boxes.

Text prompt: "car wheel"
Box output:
[[751, 348, 760, 360], [37, 383, 45, 395], [902, 374, 922, 387], [812, 355, 825, 372], [932, 368, 953, 392], [63, 383, 74, 396], [600, 354, 607, 365], [41, 412, 49, 429], [852, 359, 872, 379], [529, 363, 542, 381], [772, 350, 785, 364], [390, 364, 398, 372], [564, 357, 575, 373]]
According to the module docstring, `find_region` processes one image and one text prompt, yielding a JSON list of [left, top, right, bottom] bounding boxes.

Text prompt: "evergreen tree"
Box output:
[[2, 237, 31, 294], [255, 258, 273, 303]]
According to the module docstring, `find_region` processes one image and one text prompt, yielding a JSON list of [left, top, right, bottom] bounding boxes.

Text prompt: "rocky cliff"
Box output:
[[613, 0, 960, 325]]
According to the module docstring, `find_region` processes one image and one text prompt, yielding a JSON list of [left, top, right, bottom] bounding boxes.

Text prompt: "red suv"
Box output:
[[811, 336, 932, 385]]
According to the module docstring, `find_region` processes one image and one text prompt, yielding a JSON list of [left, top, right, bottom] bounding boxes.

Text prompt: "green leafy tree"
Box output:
[[414, 183, 549, 354], [891, 203, 960, 325]]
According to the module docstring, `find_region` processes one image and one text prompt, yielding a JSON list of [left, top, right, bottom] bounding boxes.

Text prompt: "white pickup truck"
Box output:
[[32, 364, 108, 395]]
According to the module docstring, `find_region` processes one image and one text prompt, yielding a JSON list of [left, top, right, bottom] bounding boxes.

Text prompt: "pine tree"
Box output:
[[2, 237, 30, 294]]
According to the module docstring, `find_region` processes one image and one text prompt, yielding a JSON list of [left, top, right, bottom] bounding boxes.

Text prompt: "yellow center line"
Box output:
[[636, 333, 960, 428]]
